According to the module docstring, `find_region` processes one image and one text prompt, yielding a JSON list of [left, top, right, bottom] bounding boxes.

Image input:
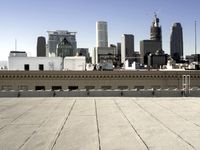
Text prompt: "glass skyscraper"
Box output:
[[170, 23, 183, 62], [47, 30, 77, 57]]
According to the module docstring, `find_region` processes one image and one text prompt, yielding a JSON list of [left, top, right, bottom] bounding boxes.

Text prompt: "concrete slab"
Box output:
[[0, 97, 200, 150]]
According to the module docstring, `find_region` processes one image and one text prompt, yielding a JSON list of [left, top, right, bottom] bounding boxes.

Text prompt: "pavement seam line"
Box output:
[[152, 100, 200, 128], [17, 130, 37, 150], [0, 99, 48, 132], [17, 100, 63, 150], [114, 99, 150, 150], [132, 99, 197, 150], [94, 99, 102, 150], [50, 99, 76, 150]]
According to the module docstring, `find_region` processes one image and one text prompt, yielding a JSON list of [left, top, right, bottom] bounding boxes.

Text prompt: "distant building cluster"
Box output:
[[1, 13, 200, 71]]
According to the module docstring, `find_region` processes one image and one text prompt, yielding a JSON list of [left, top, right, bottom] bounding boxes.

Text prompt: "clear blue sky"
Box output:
[[0, 0, 200, 60]]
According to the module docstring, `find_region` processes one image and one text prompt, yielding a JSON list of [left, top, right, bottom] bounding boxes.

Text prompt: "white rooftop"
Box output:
[[0, 97, 200, 150]]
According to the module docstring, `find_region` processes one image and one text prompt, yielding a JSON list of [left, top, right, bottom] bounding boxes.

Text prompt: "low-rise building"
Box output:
[[63, 56, 86, 71], [8, 51, 86, 71], [8, 52, 62, 71]]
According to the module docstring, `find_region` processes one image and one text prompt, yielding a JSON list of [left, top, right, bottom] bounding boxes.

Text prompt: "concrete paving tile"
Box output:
[[12, 100, 61, 125], [96, 99, 147, 150], [0, 124, 39, 150], [51, 99, 99, 150], [152, 99, 200, 127], [52, 116, 99, 150], [0, 119, 12, 129], [20, 100, 75, 150], [134, 99, 200, 150], [0, 99, 43, 120], [115, 99, 194, 150], [0, 97, 200, 150], [70, 99, 95, 116]]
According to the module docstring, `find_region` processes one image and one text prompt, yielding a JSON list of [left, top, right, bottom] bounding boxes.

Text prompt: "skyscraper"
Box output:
[[170, 23, 183, 62], [117, 43, 121, 56], [96, 21, 108, 47], [47, 30, 77, 57], [37, 36, 46, 57], [121, 34, 134, 63], [150, 13, 162, 41], [140, 14, 162, 65]]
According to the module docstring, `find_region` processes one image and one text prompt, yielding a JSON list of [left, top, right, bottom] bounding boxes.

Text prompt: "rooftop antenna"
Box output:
[[154, 12, 157, 18], [195, 21, 197, 54], [153, 12, 159, 27]]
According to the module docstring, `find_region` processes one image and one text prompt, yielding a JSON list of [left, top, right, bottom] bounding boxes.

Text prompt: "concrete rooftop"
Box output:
[[0, 97, 200, 150]]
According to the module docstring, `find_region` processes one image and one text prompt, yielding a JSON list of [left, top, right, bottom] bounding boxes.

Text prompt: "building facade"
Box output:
[[8, 51, 86, 71], [77, 48, 90, 63], [8, 56, 62, 71], [170, 23, 183, 62], [0, 70, 200, 91], [94, 47, 116, 65], [140, 40, 162, 64], [57, 38, 74, 57], [121, 34, 134, 64], [47, 30, 77, 57]]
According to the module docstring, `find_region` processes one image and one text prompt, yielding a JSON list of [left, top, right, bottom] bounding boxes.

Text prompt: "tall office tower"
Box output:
[[37, 36, 46, 57], [170, 23, 183, 62], [117, 43, 121, 56], [140, 14, 162, 65], [96, 21, 108, 47], [47, 30, 77, 57], [121, 34, 134, 63], [150, 13, 162, 41]]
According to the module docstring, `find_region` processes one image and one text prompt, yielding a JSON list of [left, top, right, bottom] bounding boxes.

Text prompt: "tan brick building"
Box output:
[[0, 70, 199, 91]]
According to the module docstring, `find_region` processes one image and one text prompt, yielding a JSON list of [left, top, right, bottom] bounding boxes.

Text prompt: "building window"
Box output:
[[1, 85, 12, 91], [68, 86, 78, 91], [39, 64, 44, 71], [52, 86, 62, 91], [101, 86, 112, 90], [35, 86, 45, 91], [19, 85, 28, 91], [151, 85, 160, 90], [134, 86, 144, 90], [118, 86, 128, 90], [24, 64, 29, 71]]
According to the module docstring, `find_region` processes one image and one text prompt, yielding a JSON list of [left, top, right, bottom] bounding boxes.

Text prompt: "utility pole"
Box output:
[[195, 21, 197, 54], [15, 39, 17, 51]]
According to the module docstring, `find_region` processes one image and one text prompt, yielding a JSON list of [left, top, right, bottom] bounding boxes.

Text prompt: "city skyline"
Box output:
[[0, 0, 200, 61]]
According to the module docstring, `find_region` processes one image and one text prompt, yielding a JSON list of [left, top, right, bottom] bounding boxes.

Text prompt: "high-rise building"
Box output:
[[121, 34, 134, 63], [96, 21, 108, 47], [170, 23, 183, 62], [117, 43, 121, 56], [37, 36, 46, 57], [47, 30, 77, 57], [140, 14, 163, 65], [150, 13, 162, 41]]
